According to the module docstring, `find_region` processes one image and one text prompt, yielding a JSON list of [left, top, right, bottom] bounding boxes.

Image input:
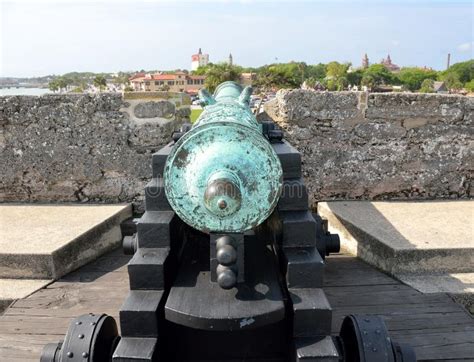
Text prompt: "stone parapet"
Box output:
[[1, 91, 471, 209], [263, 91, 472, 205], [0, 92, 190, 210]]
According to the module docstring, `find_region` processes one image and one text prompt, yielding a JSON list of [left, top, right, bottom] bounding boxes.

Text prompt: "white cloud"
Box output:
[[458, 42, 473, 52]]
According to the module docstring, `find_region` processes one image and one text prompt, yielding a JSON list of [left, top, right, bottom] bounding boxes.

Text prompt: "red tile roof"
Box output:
[[152, 74, 176, 80], [129, 73, 206, 83], [129, 72, 145, 80]]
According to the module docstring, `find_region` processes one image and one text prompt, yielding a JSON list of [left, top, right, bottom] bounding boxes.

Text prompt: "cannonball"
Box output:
[[217, 267, 237, 289], [217, 244, 237, 266]]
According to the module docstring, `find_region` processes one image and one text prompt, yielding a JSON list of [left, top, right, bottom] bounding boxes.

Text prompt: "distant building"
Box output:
[[191, 48, 209, 71], [240, 72, 256, 86], [228, 53, 233, 66], [314, 82, 326, 91], [380, 54, 400, 72], [362, 53, 369, 69], [129, 72, 146, 81], [129, 71, 206, 94], [433, 81, 448, 94], [301, 80, 326, 91]]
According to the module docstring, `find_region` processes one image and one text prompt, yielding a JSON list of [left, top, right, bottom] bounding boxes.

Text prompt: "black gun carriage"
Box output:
[[41, 82, 415, 362]]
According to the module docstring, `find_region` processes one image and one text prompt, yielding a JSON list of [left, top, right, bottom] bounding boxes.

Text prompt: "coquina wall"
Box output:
[[1, 91, 472, 210], [0, 92, 190, 210], [263, 91, 472, 207]]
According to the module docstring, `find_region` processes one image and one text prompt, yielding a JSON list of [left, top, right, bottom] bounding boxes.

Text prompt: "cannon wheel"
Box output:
[[40, 314, 120, 362], [339, 315, 416, 362]]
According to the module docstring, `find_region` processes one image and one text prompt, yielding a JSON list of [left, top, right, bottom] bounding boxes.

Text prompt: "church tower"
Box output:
[[362, 53, 369, 69], [191, 48, 209, 71], [228, 53, 233, 66]]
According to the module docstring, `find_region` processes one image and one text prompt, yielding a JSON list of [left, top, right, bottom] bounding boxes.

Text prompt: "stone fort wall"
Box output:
[[263, 91, 472, 207], [0, 91, 471, 210], [0, 92, 190, 210]]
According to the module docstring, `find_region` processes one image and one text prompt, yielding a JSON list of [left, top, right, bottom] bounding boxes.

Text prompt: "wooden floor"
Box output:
[[0, 249, 472, 362]]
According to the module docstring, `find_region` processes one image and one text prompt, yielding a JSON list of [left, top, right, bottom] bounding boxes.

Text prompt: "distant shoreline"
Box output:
[[0, 85, 48, 89], [0, 87, 52, 96]]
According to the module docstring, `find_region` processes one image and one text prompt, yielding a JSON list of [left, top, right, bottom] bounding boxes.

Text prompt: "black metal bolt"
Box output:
[[82, 352, 89, 358], [172, 131, 184, 142], [67, 351, 74, 358], [78, 334, 84, 339], [268, 129, 283, 142]]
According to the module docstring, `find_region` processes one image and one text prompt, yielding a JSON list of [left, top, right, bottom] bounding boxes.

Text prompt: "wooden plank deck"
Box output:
[[0, 249, 472, 362]]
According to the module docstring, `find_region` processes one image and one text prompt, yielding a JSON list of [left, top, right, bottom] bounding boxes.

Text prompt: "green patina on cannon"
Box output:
[[164, 82, 283, 233], [41, 82, 416, 362]]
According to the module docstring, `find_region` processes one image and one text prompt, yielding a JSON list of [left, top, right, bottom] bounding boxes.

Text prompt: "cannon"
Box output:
[[41, 82, 416, 362]]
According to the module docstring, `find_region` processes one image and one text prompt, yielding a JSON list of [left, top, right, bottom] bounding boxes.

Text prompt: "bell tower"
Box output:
[[362, 53, 369, 68]]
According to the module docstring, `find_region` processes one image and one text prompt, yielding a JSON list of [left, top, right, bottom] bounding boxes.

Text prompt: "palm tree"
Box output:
[[93, 75, 107, 92], [204, 63, 241, 93]]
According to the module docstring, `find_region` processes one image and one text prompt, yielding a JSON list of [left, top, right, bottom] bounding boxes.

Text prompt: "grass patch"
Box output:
[[190, 108, 203, 123]]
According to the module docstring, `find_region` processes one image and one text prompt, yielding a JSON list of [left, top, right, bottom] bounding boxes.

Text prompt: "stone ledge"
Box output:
[[0, 204, 132, 279], [317, 201, 474, 276]]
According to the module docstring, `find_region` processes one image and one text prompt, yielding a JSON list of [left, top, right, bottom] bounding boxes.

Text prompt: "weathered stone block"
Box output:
[[134, 101, 175, 119]]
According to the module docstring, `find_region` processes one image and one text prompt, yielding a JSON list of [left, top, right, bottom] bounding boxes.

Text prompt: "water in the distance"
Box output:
[[0, 87, 52, 96]]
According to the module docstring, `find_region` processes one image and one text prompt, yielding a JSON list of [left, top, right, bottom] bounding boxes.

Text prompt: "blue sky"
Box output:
[[1, 0, 473, 77]]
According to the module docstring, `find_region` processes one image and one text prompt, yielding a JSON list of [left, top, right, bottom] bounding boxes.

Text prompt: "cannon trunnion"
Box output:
[[41, 82, 415, 362]]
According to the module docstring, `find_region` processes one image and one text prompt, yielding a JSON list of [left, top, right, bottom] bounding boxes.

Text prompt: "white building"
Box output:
[[191, 48, 209, 71]]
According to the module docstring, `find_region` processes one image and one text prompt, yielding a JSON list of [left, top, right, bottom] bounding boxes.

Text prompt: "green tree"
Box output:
[[465, 79, 474, 92], [254, 67, 280, 89], [192, 64, 213, 76], [360, 64, 393, 88], [419, 79, 435, 93], [48, 79, 60, 92], [325, 62, 349, 90], [440, 72, 463, 90], [203, 63, 242, 93], [360, 74, 376, 88], [306, 63, 327, 81], [347, 69, 363, 87], [397, 67, 438, 91], [93, 75, 107, 91], [442, 59, 474, 84], [48, 76, 72, 92], [254, 62, 310, 90]]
